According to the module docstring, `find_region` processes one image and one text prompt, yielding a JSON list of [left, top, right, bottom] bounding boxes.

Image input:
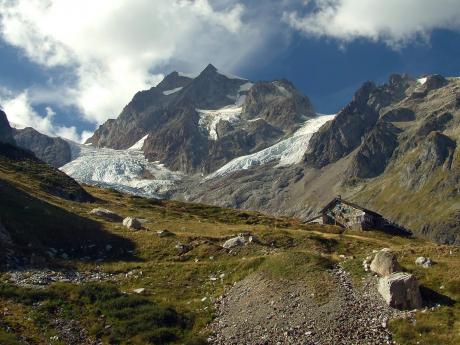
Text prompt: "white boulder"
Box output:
[[89, 208, 122, 222], [370, 248, 401, 276], [223, 236, 245, 249], [415, 256, 433, 268], [123, 217, 142, 230], [378, 272, 423, 310]]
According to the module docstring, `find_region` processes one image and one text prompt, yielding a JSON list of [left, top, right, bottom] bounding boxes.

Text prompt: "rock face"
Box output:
[[378, 272, 422, 309], [13, 127, 72, 168], [0, 110, 16, 145], [122, 217, 142, 230], [89, 208, 123, 222], [86, 64, 315, 174], [370, 249, 401, 276]]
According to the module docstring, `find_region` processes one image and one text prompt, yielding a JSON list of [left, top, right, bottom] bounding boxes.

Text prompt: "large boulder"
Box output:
[[370, 248, 401, 276], [378, 272, 423, 310], [223, 236, 245, 249], [89, 208, 123, 222], [122, 217, 142, 230]]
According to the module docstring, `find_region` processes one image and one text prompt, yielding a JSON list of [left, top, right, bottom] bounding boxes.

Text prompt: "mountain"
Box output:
[[86, 64, 315, 173], [0, 109, 16, 145], [60, 69, 460, 245], [13, 127, 72, 168], [182, 74, 460, 245]]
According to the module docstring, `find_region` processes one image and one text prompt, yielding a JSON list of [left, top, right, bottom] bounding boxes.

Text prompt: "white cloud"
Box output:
[[0, 0, 270, 125], [0, 89, 90, 143], [284, 0, 460, 48]]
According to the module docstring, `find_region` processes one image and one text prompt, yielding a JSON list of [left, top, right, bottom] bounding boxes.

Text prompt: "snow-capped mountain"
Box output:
[[13, 68, 460, 245], [86, 64, 315, 173]]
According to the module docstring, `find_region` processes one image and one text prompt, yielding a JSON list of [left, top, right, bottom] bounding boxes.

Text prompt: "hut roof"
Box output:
[[320, 197, 383, 218]]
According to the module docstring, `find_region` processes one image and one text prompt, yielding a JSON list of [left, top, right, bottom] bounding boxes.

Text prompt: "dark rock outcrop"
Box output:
[[304, 75, 412, 169], [243, 80, 315, 133], [348, 121, 401, 178], [304, 81, 380, 168], [13, 127, 72, 168], [0, 110, 16, 145]]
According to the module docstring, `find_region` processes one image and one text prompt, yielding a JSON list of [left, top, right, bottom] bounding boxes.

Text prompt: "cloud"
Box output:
[[284, 0, 460, 48], [0, 0, 272, 125], [0, 89, 90, 142]]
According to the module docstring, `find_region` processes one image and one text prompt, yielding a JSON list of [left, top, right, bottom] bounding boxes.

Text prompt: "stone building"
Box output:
[[307, 196, 412, 236]]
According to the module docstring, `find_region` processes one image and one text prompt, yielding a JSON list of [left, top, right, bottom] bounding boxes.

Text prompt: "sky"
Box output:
[[0, 0, 460, 142]]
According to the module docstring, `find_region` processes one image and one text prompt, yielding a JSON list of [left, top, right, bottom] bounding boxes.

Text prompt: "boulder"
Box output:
[[89, 208, 123, 222], [378, 272, 423, 309], [415, 256, 433, 268], [122, 217, 142, 230], [370, 248, 401, 276], [223, 236, 245, 249]]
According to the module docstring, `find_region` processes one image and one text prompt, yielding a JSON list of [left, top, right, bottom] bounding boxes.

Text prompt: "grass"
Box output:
[[0, 146, 459, 344]]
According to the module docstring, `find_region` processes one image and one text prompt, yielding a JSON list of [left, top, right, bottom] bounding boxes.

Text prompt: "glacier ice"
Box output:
[[61, 140, 183, 199], [205, 114, 336, 180]]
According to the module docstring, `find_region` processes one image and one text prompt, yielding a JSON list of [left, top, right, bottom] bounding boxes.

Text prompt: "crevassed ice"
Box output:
[[205, 114, 336, 180], [198, 82, 253, 140], [197, 106, 242, 140], [61, 140, 182, 199]]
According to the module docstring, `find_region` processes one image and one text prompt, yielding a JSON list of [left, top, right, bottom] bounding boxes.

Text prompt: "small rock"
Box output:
[[157, 229, 174, 237], [415, 256, 433, 268], [175, 243, 190, 255], [89, 208, 122, 222], [123, 217, 142, 230], [133, 288, 145, 294]]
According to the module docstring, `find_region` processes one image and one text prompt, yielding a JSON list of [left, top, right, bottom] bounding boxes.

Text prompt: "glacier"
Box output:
[[61, 114, 334, 199], [205, 114, 336, 180], [61, 140, 183, 199]]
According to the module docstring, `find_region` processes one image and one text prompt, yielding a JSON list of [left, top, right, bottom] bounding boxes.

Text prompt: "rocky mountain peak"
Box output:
[[156, 71, 193, 91], [0, 110, 16, 145]]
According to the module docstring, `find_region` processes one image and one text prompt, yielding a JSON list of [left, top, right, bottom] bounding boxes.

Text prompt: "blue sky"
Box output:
[[0, 0, 460, 142]]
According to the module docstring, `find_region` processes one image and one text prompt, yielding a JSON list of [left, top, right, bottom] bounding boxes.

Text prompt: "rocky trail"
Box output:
[[208, 264, 414, 345]]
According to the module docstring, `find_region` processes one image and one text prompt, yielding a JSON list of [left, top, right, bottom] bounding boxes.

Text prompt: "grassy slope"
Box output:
[[0, 149, 459, 344]]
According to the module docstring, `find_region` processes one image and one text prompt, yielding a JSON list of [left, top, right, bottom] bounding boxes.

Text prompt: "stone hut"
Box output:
[[307, 196, 412, 235]]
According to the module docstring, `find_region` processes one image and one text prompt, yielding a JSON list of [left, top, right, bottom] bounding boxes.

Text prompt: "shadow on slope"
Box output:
[[0, 179, 138, 270]]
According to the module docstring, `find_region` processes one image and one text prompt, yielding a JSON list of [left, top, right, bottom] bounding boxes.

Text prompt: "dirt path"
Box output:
[[208, 265, 411, 345]]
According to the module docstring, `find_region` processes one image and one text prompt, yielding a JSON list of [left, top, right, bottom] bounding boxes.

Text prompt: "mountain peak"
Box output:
[[203, 63, 217, 72]]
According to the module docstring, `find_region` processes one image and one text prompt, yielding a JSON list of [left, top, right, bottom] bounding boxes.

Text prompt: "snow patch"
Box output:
[[217, 69, 247, 80], [273, 82, 291, 97], [178, 72, 199, 79], [417, 77, 428, 85], [239, 82, 253, 92], [197, 106, 242, 140], [61, 143, 182, 199], [163, 87, 183, 96], [128, 134, 149, 150], [205, 114, 336, 180]]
